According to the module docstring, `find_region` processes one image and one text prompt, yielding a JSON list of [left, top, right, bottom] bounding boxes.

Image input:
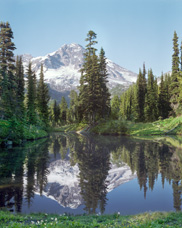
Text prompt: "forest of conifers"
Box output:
[[0, 21, 182, 142]]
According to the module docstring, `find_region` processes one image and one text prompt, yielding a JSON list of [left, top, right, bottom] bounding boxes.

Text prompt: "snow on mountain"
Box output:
[[22, 43, 137, 99], [39, 159, 136, 209]]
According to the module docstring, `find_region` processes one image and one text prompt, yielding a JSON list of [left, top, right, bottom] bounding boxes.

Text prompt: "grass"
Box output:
[[91, 116, 182, 136], [128, 116, 182, 136], [0, 210, 182, 227], [53, 122, 88, 133]]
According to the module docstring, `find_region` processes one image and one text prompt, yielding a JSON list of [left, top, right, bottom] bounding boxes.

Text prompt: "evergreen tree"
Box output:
[[15, 56, 25, 118], [144, 69, 158, 122], [125, 85, 135, 120], [53, 100, 60, 124], [164, 73, 172, 115], [111, 95, 120, 119], [69, 90, 79, 123], [98, 47, 111, 118], [178, 41, 182, 113], [79, 30, 110, 124], [135, 67, 147, 122], [26, 62, 37, 124], [180, 41, 182, 71], [37, 64, 50, 126], [158, 73, 171, 119], [120, 87, 133, 120], [60, 96, 68, 123], [0, 21, 16, 118], [170, 31, 180, 114]]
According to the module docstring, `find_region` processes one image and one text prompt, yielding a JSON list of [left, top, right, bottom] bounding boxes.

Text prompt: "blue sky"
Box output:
[[1, 0, 182, 76]]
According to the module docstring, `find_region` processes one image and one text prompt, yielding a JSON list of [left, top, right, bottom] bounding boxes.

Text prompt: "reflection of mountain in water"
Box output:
[[41, 159, 136, 209]]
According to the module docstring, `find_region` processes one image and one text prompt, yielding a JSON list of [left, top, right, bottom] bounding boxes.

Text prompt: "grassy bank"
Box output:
[[91, 116, 182, 136], [0, 119, 48, 145], [52, 122, 88, 133], [0, 211, 182, 227], [129, 116, 182, 136]]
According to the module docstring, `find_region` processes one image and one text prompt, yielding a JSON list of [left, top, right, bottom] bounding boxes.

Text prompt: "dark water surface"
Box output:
[[0, 133, 182, 215]]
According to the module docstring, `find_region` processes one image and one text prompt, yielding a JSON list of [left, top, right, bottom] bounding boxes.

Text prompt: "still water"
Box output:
[[0, 133, 182, 215]]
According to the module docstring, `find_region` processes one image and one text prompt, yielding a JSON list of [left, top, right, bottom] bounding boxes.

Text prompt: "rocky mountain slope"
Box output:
[[22, 43, 137, 102]]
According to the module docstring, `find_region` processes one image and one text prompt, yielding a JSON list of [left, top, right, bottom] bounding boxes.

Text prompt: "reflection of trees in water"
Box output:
[[171, 152, 182, 211], [73, 136, 110, 214], [111, 138, 182, 211], [25, 141, 50, 207], [0, 148, 25, 212], [49, 133, 69, 160], [0, 139, 50, 212]]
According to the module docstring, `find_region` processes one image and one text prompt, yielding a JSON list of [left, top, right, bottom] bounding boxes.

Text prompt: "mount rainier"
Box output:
[[22, 43, 137, 102]]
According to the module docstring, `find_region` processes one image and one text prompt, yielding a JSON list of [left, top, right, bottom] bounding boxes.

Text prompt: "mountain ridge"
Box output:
[[22, 43, 138, 102]]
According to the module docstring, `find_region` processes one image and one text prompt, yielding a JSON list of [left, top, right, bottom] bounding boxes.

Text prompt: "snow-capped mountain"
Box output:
[[22, 43, 137, 101]]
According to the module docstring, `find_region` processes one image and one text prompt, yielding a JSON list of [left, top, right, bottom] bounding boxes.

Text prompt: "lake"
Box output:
[[0, 133, 182, 215]]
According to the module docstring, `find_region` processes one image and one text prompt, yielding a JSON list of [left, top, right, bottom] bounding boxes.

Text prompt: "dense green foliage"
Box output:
[[117, 69, 173, 123], [0, 21, 49, 145], [0, 119, 48, 144]]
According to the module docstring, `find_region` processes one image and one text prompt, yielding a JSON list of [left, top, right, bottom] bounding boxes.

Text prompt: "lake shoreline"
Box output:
[[0, 210, 182, 227], [52, 115, 182, 136]]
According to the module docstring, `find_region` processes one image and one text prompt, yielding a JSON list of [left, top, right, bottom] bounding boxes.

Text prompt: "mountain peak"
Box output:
[[58, 43, 83, 51], [22, 44, 137, 102]]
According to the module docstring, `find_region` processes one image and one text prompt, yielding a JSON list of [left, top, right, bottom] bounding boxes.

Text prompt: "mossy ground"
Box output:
[[0, 211, 182, 227]]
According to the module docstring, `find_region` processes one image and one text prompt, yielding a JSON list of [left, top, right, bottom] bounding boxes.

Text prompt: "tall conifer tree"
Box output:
[[53, 100, 60, 124], [79, 31, 99, 123], [144, 69, 158, 122], [26, 62, 37, 124], [180, 41, 182, 71], [99, 47, 111, 118], [15, 56, 25, 118], [135, 68, 146, 122], [37, 64, 50, 126], [60, 96, 68, 123], [158, 73, 171, 119], [0, 21, 16, 118], [79, 30, 110, 123], [69, 90, 79, 123], [170, 31, 180, 114], [111, 95, 120, 119]]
